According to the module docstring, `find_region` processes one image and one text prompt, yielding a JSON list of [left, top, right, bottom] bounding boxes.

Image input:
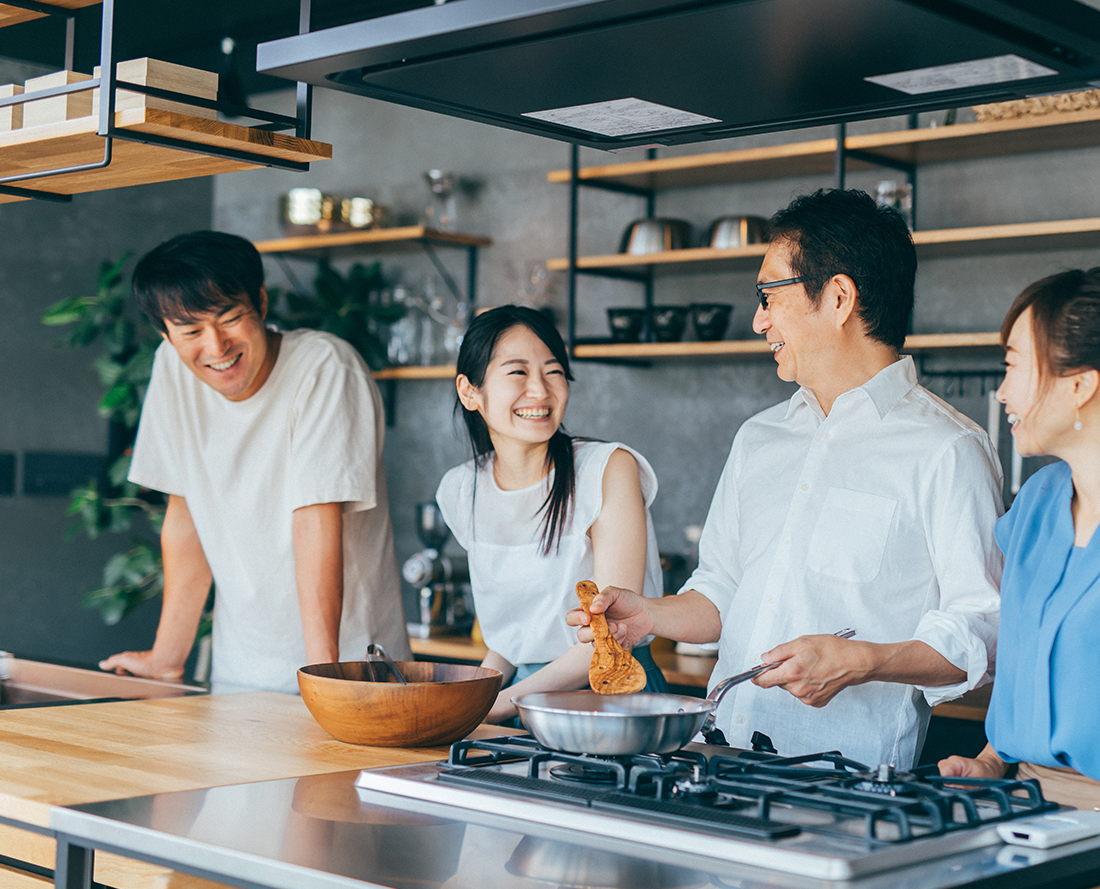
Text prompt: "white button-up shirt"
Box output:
[[685, 356, 1002, 768]]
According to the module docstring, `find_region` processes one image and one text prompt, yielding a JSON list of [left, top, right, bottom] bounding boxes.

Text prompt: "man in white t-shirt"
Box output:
[[570, 189, 1003, 768], [100, 231, 410, 693]]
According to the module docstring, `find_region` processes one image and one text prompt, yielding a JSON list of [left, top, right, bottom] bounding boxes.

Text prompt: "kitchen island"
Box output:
[[3, 688, 1093, 889], [48, 740, 1100, 889]]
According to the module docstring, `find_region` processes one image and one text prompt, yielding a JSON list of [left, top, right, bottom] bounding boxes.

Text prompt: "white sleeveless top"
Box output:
[[435, 440, 663, 665]]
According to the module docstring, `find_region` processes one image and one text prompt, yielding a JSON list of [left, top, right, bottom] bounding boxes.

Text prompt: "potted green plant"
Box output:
[[42, 255, 168, 627], [266, 258, 405, 369]]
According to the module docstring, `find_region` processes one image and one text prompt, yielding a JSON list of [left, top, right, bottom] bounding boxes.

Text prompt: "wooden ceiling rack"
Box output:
[[0, 0, 328, 203]]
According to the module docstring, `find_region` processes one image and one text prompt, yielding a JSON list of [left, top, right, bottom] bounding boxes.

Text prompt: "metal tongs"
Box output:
[[363, 643, 408, 684], [700, 628, 856, 746]]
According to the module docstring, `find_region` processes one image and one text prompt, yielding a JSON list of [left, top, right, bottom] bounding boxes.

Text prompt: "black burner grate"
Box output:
[[443, 736, 1057, 845]]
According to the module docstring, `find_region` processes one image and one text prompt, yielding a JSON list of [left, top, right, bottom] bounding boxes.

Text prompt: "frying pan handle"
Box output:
[[699, 628, 856, 741]]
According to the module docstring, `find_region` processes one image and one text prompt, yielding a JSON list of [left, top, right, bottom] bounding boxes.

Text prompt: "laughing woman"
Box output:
[[939, 268, 1100, 809], [435, 305, 667, 723]]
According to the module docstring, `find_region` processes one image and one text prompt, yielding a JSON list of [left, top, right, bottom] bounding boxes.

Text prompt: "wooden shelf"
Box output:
[[0, 0, 99, 29], [573, 332, 1000, 361], [575, 339, 771, 359], [902, 332, 1001, 351], [846, 110, 1100, 167], [373, 365, 455, 380], [548, 109, 1100, 190], [254, 226, 491, 256], [549, 218, 1100, 275], [547, 243, 768, 274], [549, 138, 841, 189], [912, 217, 1100, 256], [0, 106, 331, 203]]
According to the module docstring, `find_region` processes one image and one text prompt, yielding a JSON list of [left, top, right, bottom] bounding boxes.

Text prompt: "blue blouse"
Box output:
[[986, 461, 1100, 779]]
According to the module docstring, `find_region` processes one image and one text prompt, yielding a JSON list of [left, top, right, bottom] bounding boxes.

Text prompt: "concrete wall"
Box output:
[[215, 89, 1099, 615], [0, 52, 214, 664]]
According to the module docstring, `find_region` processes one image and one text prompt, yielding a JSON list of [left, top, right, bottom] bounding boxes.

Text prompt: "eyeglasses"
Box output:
[[756, 276, 806, 310]]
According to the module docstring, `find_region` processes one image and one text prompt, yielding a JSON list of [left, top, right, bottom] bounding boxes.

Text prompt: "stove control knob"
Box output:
[[876, 763, 895, 782]]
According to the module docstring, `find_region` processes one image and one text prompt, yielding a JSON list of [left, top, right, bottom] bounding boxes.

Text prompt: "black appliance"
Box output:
[[257, 0, 1100, 149]]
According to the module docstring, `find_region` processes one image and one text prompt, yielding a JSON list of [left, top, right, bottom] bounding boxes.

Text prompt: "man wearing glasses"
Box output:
[[571, 188, 1002, 769]]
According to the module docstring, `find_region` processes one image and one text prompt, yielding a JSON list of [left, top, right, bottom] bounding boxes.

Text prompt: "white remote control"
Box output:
[[997, 810, 1100, 848]]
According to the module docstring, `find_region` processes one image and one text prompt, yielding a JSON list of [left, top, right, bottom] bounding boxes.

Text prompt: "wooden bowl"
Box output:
[[298, 661, 502, 746]]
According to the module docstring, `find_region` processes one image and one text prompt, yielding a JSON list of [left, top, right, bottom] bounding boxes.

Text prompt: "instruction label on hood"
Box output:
[[865, 54, 1057, 95], [523, 97, 719, 136]]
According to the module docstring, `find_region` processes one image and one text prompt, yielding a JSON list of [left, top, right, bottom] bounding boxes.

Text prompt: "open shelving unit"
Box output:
[[573, 332, 1001, 362], [550, 109, 1100, 363], [255, 226, 490, 391], [547, 108, 1100, 191], [0, 0, 330, 203], [254, 226, 490, 257], [548, 217, 1100, 277]]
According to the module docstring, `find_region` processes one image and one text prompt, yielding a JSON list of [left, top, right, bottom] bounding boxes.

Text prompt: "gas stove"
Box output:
[[354, 734, 1059, 880]]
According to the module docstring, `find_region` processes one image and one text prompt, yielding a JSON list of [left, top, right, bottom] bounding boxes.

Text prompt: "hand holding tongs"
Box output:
[[700, 628, 856, 746]]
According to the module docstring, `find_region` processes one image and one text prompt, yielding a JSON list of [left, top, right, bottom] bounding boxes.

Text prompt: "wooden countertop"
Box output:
[[0, 691, 455, 830], [0, 692, 498, 889]]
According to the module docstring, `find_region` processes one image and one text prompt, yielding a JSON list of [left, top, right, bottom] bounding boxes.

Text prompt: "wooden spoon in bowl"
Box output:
[[576, 580, 647, 694]]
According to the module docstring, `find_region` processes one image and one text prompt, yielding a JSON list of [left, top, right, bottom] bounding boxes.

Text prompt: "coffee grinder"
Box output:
[[403, 502, 473, 639]]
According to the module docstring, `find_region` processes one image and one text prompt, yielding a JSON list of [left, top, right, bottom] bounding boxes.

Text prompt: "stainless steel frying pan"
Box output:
[[512, 629, 856, 754], [512, 690, 713, 755]]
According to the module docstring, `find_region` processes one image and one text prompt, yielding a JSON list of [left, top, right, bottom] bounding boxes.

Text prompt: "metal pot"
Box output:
[[511, 690, 714, 755], [619, 218, 692, 255], [706, 214, 768, 249]]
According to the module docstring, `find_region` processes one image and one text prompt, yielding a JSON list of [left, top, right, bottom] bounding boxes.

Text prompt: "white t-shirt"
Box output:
[[685, 356, 1002, 768], [435, 440, 663, 665], [130, 329, 411, 694]]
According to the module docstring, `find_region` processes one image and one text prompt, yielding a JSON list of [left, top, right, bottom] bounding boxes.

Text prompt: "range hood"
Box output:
[[257, 0, 1100, 150]]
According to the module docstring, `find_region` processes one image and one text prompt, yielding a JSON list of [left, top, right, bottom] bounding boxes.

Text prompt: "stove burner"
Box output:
[[671, 766, 718, 805], [549, 761, 620, 785], [851, 763, 920, 796]]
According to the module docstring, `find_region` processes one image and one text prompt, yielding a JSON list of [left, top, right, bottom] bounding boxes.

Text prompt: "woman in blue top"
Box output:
[[939, 268, 1100, 809]]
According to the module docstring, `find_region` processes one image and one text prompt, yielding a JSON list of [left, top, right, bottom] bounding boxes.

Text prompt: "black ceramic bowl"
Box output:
[[690, 303, 734, 341], [650, 306, 689, 343], [607, 307, 645, 343]]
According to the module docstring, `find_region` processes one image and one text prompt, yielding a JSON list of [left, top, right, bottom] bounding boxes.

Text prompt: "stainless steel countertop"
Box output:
[[50, 767, 1100, 889]]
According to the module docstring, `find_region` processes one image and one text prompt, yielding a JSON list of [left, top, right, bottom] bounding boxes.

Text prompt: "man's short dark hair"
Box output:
[[768, 188, 916, 352], [133, 231, 265, 334]]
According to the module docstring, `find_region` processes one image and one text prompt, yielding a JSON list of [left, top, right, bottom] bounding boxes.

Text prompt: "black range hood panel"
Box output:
[[257, 0, 1100, 149]]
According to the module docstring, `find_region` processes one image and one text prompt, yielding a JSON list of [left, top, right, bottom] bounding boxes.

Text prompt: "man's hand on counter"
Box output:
[[938, 743, 1009, 780], [99, 649, 185, 682]]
